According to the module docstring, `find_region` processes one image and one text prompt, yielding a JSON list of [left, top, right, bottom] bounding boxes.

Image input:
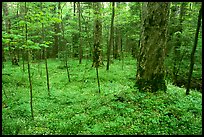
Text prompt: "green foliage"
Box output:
[[2, 58, 202, 135], [2, 2, 202, 135], [165, 2, 202, 82]]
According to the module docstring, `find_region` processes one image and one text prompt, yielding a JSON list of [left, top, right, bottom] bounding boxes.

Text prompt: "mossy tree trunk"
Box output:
[[92, 2, 103, 68], [136, 2, 169, 92]]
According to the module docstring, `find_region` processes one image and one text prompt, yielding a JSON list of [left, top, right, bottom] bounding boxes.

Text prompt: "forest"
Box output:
[[2, 2, 202, 135]]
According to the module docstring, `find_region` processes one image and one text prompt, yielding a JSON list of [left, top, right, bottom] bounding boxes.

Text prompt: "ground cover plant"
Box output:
[[2, 2, 202, 135], [2, 58, 202, 135]]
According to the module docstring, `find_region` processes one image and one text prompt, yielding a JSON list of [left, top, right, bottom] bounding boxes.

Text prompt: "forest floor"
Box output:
[[2, 56, 202, 135]]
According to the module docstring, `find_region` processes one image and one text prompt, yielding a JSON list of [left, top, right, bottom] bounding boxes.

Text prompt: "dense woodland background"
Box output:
[[2, 2, 202, 135]]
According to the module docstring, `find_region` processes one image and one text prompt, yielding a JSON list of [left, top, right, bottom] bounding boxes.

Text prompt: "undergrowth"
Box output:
[[2, 57, 202, 135]]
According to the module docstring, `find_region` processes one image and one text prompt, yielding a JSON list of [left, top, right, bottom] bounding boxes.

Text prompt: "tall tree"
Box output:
[[52, 3, 60, 58], [93, 2, 103, 93], [74, 2, 76, 16], [72, 2, 79, 58], [186, 3, 202, 95], [106, 2, 115, 71], [113, 2, 120, 60], [78, 2, 83, 64], [136, 2, 169, 92], [25, 2, 34, 119], [41, 2, 51, 96], [61, 2, 71, 82]]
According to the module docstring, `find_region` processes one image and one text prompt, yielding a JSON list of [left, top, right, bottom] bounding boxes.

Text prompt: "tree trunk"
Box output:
[[25, 2, 34, 119], [74, 2, 76, 16], [186, 3, 202, 95], [136, 2, 169, 92], [61, 2, 71, 82], [72, 2, 79, 58], [40, 2, 50, 96], [106, 2, 115, 70], [114, 27, 119, 59], [78, 2, 83, 64], [92, 2, 103, 67], [53, 3, 60, 58], [45, 51, 50, 96], [93, 2, 103, 93]]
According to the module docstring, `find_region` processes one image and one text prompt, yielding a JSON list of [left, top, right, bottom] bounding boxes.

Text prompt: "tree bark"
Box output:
[[106, 2, 115, 70], [93, 2, 103, 93], [136, 2, 169, 92], [186, 3, 202, 95], [92, 2, 103, 68]]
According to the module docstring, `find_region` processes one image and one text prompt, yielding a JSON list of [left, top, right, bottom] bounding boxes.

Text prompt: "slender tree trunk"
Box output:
[[136, 2, 169, 92], [16, 4, 20, 63], [74, 2, 76, 16], [21, 50, 25, 72], [61, 3, 71, 82], [25, 2, 34, 119], [53, 3, 60, 58], [57, 2, 61, 54], [186, 3, 202, 95], [93, 2, 102, 93], [96, 67, 100, 93], [45, 49, 50, 96], [114, 28, 118, 59], [121, 37, 124, 70], [65, 59, 71, 82], [41, 2, 50, 96], [27, 50, 34, 119], [78, 2, 83, 64], [72, 2, 79, 58], [114, 2, 121, 60], [107, 2, 115, 70]]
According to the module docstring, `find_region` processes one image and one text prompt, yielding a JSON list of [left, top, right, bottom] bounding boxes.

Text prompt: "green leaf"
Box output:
[[40, 44, 49, 48], [29, 45, 41, 50], [4, 47, 9, 51], [52, 18, 62, 23]]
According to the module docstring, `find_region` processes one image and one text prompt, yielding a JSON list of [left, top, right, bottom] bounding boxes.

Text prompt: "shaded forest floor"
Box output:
[[2, 57, 202, 135]]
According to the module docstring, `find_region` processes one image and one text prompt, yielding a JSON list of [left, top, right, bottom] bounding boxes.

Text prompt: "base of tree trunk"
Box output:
[[136, 74, 167, 92]]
